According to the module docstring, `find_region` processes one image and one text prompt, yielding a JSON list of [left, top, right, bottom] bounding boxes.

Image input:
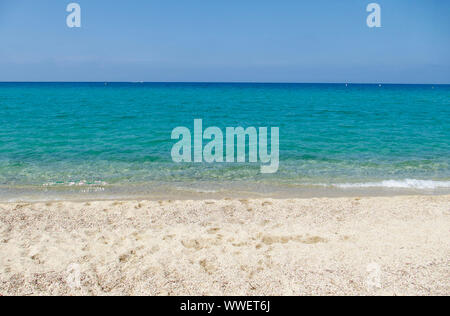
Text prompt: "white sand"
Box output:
[[0, 195, 449, 296]]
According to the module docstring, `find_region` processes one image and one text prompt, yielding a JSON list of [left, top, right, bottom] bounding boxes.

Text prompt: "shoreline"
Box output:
[[1, 182, 450, 203], [1, 191, 450, 204], [1, 195, 449, 296]]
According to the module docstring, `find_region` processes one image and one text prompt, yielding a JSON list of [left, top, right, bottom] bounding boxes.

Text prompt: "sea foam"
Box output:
[[334, 179, 450, 190]]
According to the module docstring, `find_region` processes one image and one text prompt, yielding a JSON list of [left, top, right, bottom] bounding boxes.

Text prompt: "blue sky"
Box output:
[[0, 0, 449, 83]]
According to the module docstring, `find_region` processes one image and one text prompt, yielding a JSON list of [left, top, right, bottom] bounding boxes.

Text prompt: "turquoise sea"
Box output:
[[0, 83, 449, 201]]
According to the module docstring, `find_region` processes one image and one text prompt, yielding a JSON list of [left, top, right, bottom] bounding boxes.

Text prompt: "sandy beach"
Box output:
[[0, 195, 449, 296]]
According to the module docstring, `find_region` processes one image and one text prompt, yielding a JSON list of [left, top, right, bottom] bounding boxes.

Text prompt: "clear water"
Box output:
[[0, 82, 449, 201]]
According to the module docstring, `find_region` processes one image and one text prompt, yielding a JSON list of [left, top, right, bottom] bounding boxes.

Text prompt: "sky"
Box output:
[[0, 0, 449, 83]]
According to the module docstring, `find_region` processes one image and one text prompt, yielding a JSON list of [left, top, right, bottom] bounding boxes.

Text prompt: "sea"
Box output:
[[0, 82, 449, 201]]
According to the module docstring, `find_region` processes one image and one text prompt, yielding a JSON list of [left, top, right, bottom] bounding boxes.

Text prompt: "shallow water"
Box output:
[[0, 82, 449, 201]]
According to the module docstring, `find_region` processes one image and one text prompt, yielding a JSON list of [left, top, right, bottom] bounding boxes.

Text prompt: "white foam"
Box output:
[[43, 180, 107, 187], [175, 187, 219, 194], [334, 179, 450, 190]]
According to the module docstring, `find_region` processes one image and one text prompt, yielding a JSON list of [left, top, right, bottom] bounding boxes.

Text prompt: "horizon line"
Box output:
[[0, 81, 449, 85]]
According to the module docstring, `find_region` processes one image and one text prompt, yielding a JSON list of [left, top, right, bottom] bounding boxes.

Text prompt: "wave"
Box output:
[[174, 187, 220, 194], [43, 180, 107, 187], [333, 179, 450, 190]]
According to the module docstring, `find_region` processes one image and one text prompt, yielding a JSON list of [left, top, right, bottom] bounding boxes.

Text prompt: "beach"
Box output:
[[1, 0, 449, 300], [1, 195, 448, 296]]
